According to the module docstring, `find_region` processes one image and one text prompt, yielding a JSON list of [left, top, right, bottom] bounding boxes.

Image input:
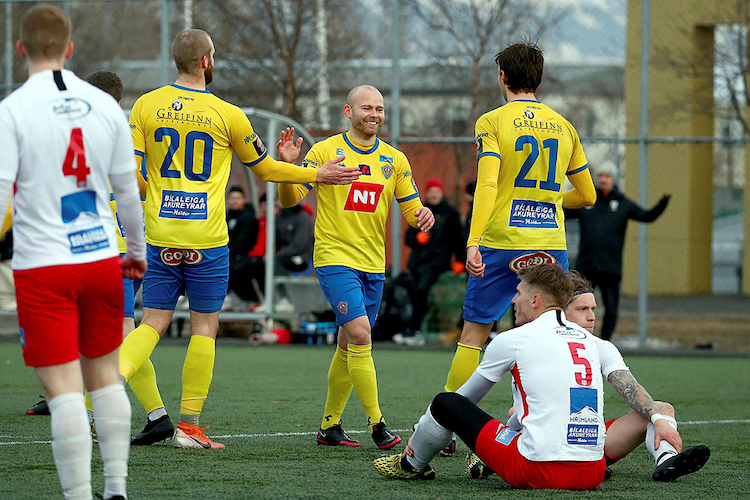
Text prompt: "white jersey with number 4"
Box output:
[[0, 69, 135, 270], [476, 309, 629, 462]]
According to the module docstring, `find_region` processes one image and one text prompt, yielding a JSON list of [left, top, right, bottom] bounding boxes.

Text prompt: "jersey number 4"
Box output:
[[514, 136, 561, 192], [62, 128, 90, 187], [568, 342, 593, 387]]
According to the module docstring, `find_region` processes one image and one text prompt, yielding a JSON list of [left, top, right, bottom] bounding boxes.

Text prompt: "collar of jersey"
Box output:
[[343, 132, 379, 155], [170, 83, 211, 94], [511, 99, 540, 103]]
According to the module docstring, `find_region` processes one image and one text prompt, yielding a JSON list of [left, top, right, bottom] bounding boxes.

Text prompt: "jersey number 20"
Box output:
[[514, 135, 561, 192], [155, 127, 214, 181]]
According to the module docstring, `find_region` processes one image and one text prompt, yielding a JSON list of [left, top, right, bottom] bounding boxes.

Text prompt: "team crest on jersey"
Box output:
[[381, 164, 393, 179], [343, 181, 385, 213], [172, 100, 183, 111], [524, 109, 534, 119], [359, 164, 371, 175], [337, 301, 349, 315], [508, 251, 556, 272]]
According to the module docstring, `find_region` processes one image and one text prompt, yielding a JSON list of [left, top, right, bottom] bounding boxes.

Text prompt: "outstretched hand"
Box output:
[[276, 127, 303, 163], [316, 155, 361, 185]]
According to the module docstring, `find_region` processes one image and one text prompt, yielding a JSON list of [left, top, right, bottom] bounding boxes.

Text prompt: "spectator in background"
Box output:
[[270, 202, 315, 313], [566, 161, 670, 340], [394, 178, 463, 346], [225, 186, 258, 309]]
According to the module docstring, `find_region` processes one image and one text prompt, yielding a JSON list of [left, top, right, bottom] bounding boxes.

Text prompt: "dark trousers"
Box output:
[[578, 268, 621, 341], [408, 266, 444, 332]]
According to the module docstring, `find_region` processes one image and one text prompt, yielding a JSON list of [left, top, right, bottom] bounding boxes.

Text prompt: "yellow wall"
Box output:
[[623, 0, 749, 295]]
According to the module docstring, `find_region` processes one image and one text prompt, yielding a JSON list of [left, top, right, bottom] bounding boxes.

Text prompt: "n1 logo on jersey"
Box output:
[[343, 182, 384, 213]]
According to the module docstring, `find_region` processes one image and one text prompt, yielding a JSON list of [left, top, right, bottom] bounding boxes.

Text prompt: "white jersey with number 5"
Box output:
[[476, 309, 628, 462], [0, 69, 135, 270]]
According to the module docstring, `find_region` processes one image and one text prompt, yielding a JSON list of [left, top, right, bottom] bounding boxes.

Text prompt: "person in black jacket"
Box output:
[[394, 178, 463, 346], [566, 162, 670, 340], [226, 186, 259, 304]]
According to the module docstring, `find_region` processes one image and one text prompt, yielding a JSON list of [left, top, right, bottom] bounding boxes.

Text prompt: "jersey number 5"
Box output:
[[514, 135, 561, 192], [62, 128, 90, 187], [567, 342, 593, 387]]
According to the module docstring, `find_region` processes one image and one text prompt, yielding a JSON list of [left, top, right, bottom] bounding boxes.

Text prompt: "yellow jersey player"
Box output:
[[277, 85, 435, 449], [118, 29, 360, 450], [441, 40, 597, 453]]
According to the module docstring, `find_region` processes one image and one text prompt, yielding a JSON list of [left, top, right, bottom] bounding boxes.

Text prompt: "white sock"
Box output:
[[148, 407, 167, 421], [405, 406, 453, 470], [90, 384, 131, 500], [646, 415, 678, 465], [48, 392, 92, 500]]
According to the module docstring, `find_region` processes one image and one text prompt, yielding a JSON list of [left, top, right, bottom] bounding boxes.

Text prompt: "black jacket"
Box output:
[[405, 199, 463, 272], [276, 205, 314, 265], [227, 204, 258, 260], [566, 187, 669, 277]]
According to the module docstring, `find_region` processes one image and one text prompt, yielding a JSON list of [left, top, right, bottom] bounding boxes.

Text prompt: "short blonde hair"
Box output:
[[517, 263, 573, 309], [172, 29, 212, 76], [20, 4, 71, 61]]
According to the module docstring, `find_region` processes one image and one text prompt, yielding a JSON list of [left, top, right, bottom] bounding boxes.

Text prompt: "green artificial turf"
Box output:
[[1, 338, 748, 499]]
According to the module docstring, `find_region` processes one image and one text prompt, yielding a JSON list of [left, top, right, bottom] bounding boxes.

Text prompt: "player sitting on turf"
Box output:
[[466, 270, 710, 483]]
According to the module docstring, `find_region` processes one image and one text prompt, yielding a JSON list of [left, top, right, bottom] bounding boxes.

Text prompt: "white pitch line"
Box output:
[[3, 420, 748, 446]]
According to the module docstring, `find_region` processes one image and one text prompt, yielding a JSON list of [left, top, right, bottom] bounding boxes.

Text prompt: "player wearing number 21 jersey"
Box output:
[[119, 29, 360, 450], [278, 85, 434, 450], [443, 40, 597, 398]]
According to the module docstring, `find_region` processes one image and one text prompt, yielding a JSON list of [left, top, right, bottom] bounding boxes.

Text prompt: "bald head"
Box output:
[[347, 85, 383, 107], [172, 29, 213, 76]]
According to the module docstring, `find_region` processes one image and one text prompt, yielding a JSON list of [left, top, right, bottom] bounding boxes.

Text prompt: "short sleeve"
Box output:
[[394, 152, 419, 204], [0, 103, 20, 182], [228, 105, 268, 167], [595, 337, 629, 378], [566, 125, 589, 175], [475, 112, 501, 162], [109, 107, 137, 176], [475, 329, 518, 383], [129, 97, 146, 155]]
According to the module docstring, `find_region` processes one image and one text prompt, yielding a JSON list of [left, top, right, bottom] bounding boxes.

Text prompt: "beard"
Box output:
[[204, 62, 214, 85]]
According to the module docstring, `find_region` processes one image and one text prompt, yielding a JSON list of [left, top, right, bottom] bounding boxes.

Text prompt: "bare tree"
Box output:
[[407, 0, 567, 132], [203, 0, 365, 122]]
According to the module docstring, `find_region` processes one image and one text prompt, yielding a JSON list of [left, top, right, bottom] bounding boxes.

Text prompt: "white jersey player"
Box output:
[[0, 5, 145, 500], [374, 264, 608, 489]]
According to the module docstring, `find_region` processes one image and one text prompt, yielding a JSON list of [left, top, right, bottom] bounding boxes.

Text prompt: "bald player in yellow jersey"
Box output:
[[441, 41, 597, 453], [117, 29, 360, 449], [277, 85, 435, 449]]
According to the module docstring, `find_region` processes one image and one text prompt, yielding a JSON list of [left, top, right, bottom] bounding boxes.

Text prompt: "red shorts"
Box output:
[[604, 417, 620, 465], [475, 419, 606, 490], [15, 257, 123, 367]]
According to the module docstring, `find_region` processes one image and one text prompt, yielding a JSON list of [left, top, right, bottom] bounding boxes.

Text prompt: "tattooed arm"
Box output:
[[607, 369, 662, 421]]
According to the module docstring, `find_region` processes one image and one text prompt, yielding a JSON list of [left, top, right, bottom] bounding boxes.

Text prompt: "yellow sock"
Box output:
[[119, 324, 160, 382], [321, 346, 353, 430], [129, 358, 166, 415], [180, 335, 215, 422], [444, 342, 483, 392], [347, 343, 382, 432]]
